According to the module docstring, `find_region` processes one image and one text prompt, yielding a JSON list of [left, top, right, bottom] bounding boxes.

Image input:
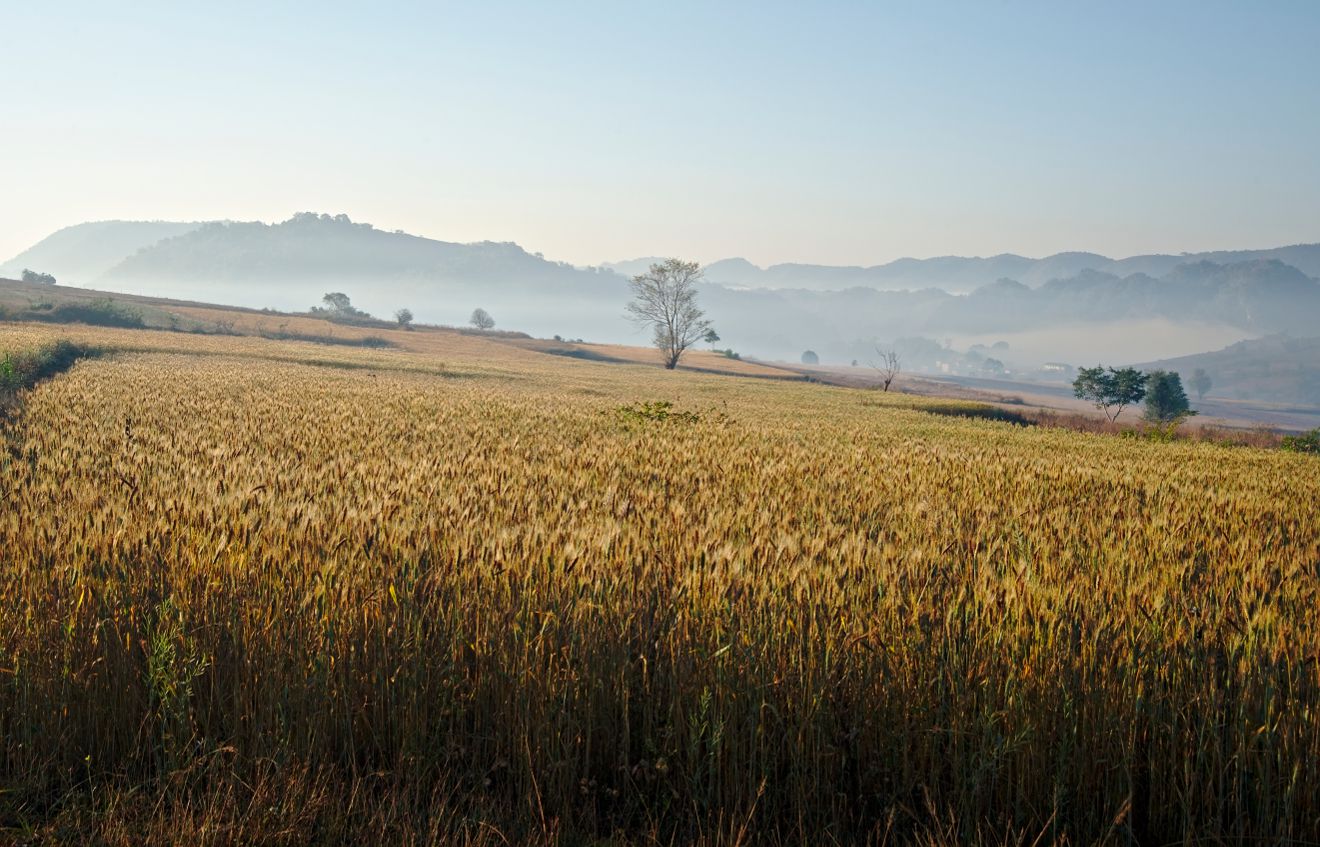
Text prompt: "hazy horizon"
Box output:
[[15, 212, 1320, 274], [4, 2, 1319, 268]]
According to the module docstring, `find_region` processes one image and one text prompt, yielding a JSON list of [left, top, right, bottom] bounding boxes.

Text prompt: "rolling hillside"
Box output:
[[1140, 335, 1320, 406]]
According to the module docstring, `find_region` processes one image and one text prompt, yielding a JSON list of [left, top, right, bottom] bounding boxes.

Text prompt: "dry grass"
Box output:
[[0, 321, 1318, 844]]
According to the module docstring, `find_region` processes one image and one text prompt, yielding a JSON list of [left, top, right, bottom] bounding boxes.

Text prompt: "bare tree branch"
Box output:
[[626, 259, 712, 369], [871, 347, 901, 392]]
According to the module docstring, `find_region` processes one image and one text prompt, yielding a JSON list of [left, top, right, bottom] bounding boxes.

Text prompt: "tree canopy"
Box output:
[[1073, 366, 1148, 422], [311, 292, 372, 320], [1144, 370, 1194, 424]]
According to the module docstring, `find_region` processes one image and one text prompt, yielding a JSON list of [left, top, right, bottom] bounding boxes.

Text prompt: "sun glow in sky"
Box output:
[[3, 1, 1319, 267]]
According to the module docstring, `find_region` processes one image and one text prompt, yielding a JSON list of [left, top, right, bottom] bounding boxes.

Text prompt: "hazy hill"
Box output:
[[675, 244, 1320, 293], [598, 257, 671, 279], [1139, 335, 1320, 406], [99, 213, 629, 339], [0, 220, 201, 285], [935, 260, 1320, 336]]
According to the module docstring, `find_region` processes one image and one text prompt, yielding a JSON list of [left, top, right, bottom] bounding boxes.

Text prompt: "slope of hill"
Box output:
[[1139, 335, 1320, 407], [0, 220, 201, 285]]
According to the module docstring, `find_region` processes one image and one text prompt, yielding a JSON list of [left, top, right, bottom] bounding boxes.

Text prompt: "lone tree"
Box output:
[[626, 259, 711, 369], [1190, 367, 1212, 400], [1073, 365, 1148, 422], [1144, 370, 1195, 424], [801, 350, 819, 365], [470, 308, 495, 331], [21, 269, 56, 285], [703, 328, 721, 348], [313, 292, 370, 320], [394, 308, 414, 329], [872, 347, 901, 391], [323, 292, 353, 313]]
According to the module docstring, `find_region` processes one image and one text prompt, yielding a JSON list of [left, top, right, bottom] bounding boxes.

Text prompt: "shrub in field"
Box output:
[[915, 401, 1033, 426], [1282, 427, 1320, 454], [0, 340, 96, 411], [0, 339, 94, 391], [37, 298, 145, 328], [614, 399, 701, 424]]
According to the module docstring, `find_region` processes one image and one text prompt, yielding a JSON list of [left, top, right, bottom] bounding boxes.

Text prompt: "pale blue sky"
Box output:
[[3, 1, 1318, 267]]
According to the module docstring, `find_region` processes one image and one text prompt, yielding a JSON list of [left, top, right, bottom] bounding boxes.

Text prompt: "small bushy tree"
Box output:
[[470, 308, 495, 331], [311, 292, 372, 320], [801, 350, 819, 365], [1190, 368, 1212, 400], [1143, 370, 1194, 424], [1073, 366, 1147, 422], [322, 292, 353, 313], [395, 308, 414, 329], [21, 269, 56, 285]]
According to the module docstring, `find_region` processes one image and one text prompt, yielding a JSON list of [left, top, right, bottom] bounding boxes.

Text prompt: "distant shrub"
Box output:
[[545, 347, 616, 363], [21, 269, 56, 285], [614, 400, 701, 425], [1282, 428, 1320, 455], [259, 326, 395, 349], [40, 298, 145, 328], [916, 402, 1033, 427]]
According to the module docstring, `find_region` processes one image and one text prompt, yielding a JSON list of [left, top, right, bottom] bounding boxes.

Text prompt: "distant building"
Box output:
[[1042, 362, 1073, 374]]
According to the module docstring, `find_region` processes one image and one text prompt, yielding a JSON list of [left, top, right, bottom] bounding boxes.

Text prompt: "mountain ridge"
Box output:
[[11, 214, 1320, 295], [5, 214, 1319, 370]]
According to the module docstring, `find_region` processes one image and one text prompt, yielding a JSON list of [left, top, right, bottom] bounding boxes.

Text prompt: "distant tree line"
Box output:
[[21, 269, 56, 285]]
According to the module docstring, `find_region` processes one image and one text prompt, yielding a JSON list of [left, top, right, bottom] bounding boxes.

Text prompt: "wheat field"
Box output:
[[1, 322, 1318, 844]]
